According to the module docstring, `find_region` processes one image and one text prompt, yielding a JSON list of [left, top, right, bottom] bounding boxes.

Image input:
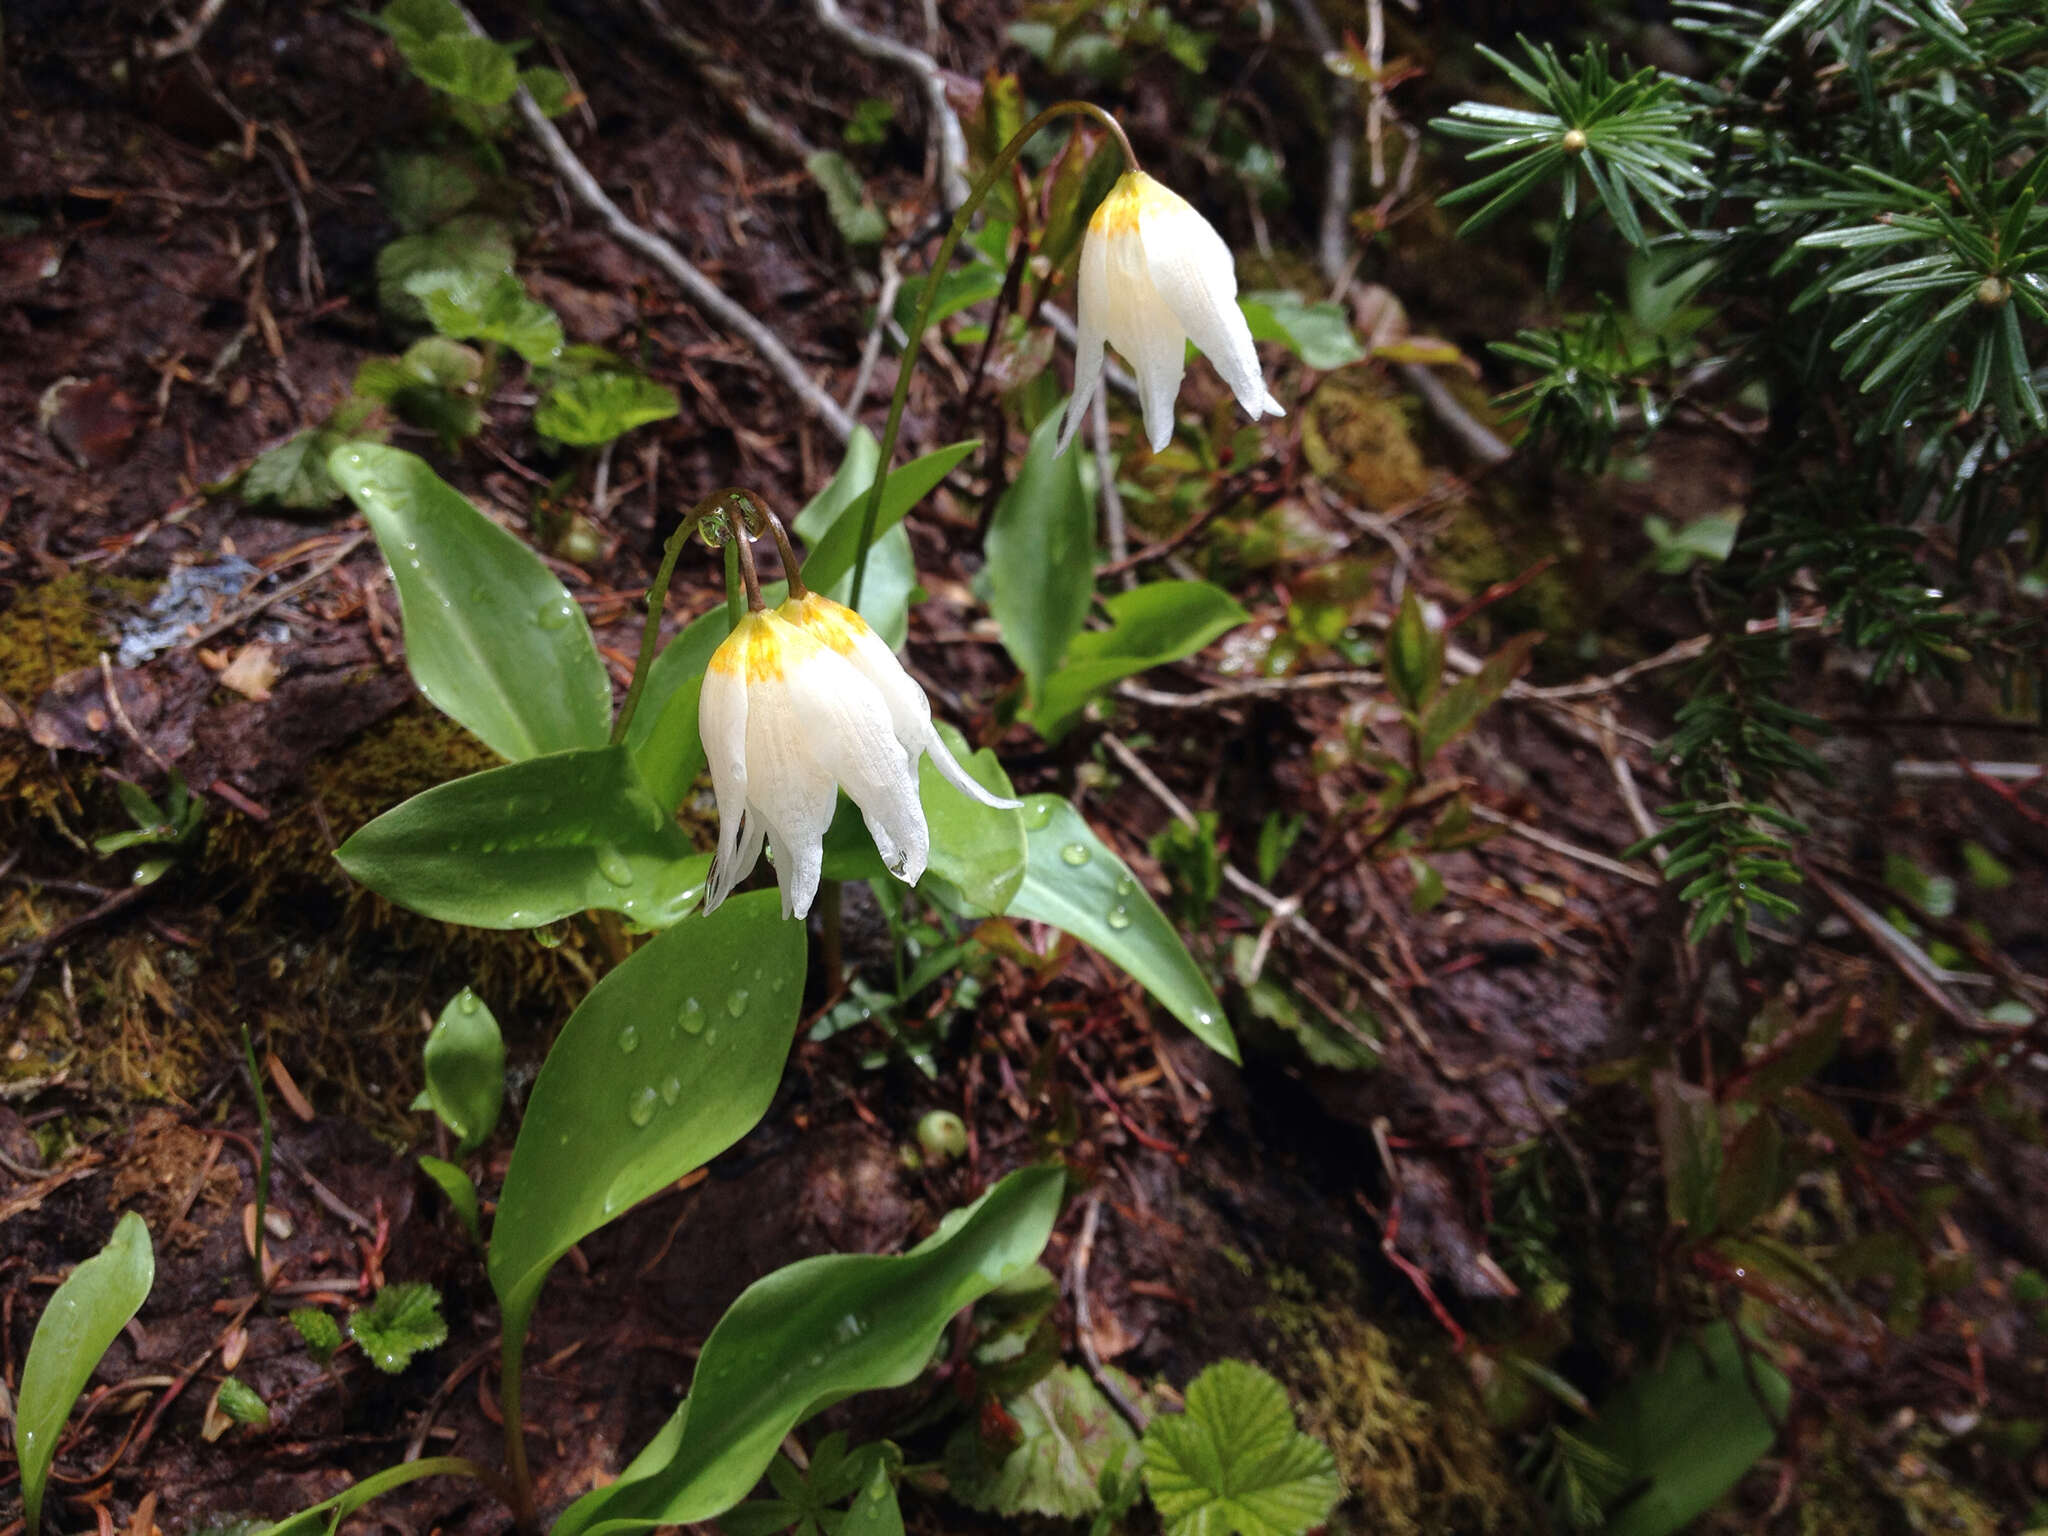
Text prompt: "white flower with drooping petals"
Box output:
[[1059, 170, 1286, 456], [699, 591, 1018, 921]]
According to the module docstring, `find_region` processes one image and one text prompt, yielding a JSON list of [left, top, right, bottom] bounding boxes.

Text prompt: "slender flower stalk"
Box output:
[[849, 101, 1139, 611]]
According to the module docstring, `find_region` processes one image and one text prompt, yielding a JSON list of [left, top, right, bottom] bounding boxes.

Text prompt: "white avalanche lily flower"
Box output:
[[1059, 170, 1285, 456], [699, 591, 1019, 921]]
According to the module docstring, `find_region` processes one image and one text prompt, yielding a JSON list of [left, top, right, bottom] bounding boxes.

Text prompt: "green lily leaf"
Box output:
[[421, 987, 505, 1153], [1009, 796, 1236, 1061], [920, 722, 1026, 915], [552, 1165, 1065, 1535], [417, 1155, 483, 1245], [488, 891, 805, 1351], [336, 745, 707, 930], [15, 1211, 155, 1536], [329, 444, 612, 761], [1580, 1323, 1788, 1536], [988, 410, 1095, 704], [253, 1456, 483, 1535], [1026, 581, 1248, 740]]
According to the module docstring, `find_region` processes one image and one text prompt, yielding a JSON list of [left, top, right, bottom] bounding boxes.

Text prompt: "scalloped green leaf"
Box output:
[[1140, 1361, 1341, 1536]]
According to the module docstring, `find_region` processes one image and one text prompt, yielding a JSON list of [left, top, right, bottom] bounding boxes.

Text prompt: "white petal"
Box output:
[[921, 721, 1022, 810], [1100, 224, 1187, 453], [783, 649, 930, 886], [698, 664, 753, 913], [743, 670, 842, 920], [1139, 196, 1284, 423], [1057, 225, 1112, 455]]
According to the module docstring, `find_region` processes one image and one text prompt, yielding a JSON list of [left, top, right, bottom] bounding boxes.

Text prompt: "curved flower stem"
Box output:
[[847, 100, 1138, 611], [727, 504, 767, 611], [724, 538, 746, 631], [762, 508, 810, 599], [611, 488, 767, 746]]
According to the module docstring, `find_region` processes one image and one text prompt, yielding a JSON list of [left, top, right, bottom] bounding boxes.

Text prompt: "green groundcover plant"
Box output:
[[1437, 0, 2045, 956]]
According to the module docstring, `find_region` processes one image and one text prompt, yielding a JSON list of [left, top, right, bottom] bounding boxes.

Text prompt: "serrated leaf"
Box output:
[[14, 1212, 155, 1536], [421, 988, 504, 1152], [216, 1376, 271, 1425], [328, 444, 612, 761], [1010, 796, 1236, 1061], [537, 371, 681, 446], [519, 65, 576, 117], [381, 152, 481, 233], [398, 31, 519, 104], [806, 151, 887, 246], [1140, 1360, 1341, 1536], [1239, 291, 1366, 371], [347, 1281, 447, 1374], [408, 269, 565, 364], [288, 1306, 343, 1364], [947, 1366, 1139, 1518], [375, 214, 513, 326], [243, 429, 347, 510]]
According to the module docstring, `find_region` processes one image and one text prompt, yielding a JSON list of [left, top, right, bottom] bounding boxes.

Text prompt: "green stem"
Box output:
[[725, 538, 745, 631], [500, 1331, 540, 1533], [848, 100, 1138, 611], [612, 488, 762, 746]]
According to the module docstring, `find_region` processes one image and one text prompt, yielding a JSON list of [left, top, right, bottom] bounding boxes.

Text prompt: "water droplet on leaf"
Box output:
[[536, 599, 575, 630], [1106, 904, 1131, 930], [680, 996, 705, 1034], [1060, 842, 1092, 867], [617, 1024, 640, 1054], [627, 1087, 657, 1126], [725, 989, 749, 1018], [596, 846, 634, 886]]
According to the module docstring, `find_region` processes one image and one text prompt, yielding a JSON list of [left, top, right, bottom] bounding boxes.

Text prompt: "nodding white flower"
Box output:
[[1059, 170, 1285, 456], [699, 591, 1018, 921]]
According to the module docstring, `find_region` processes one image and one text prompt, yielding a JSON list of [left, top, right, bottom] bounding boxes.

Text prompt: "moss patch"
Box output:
[[1260, 1272, 1537, 1535]]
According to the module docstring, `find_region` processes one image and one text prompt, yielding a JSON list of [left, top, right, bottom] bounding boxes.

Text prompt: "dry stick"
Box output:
[[482, 20, 854, 442], [1092, 389, 1134, 587], [845, 249, 905, 414], [1279, 0, 1358, 289], [1067, 1195, 1150, 1433], [183, 530, 371, 650], [1099, 733, 1419, 1063], [636, 0, 818, 163], [1118, 669, 1381, 710], [146, 0, 231, 60], [1802, 864, 2001, 1035], [807, 0, 969, 210], [1467, 804, 1660, 889]]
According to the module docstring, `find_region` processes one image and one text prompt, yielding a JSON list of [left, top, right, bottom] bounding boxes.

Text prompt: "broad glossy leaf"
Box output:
[[988, 411, 1095, 703], [553, 1165, 1064, 1535], [635, 672, 705, 813], [489, 892, 805, 1347], [621, 440, 979, 773], [1140, 1360, 1341, 1536], [375, 213, 513, 326], [336, 746, 707, 929], [1582, 1323, 1788, 1536], [15, 1211, 155, 1536], [920, 722, 1026, 915], [1010, 796, 1237, 1062], [331, 445, 612, 760], [536, 372, 680, 446], [794, 429, 913, 648], [1026, 581, 1248, 740], [422, 988, 505, 1153]]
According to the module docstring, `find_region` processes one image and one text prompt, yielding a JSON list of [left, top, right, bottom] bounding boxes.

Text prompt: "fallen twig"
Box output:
[[806, 0, 969, 209]]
